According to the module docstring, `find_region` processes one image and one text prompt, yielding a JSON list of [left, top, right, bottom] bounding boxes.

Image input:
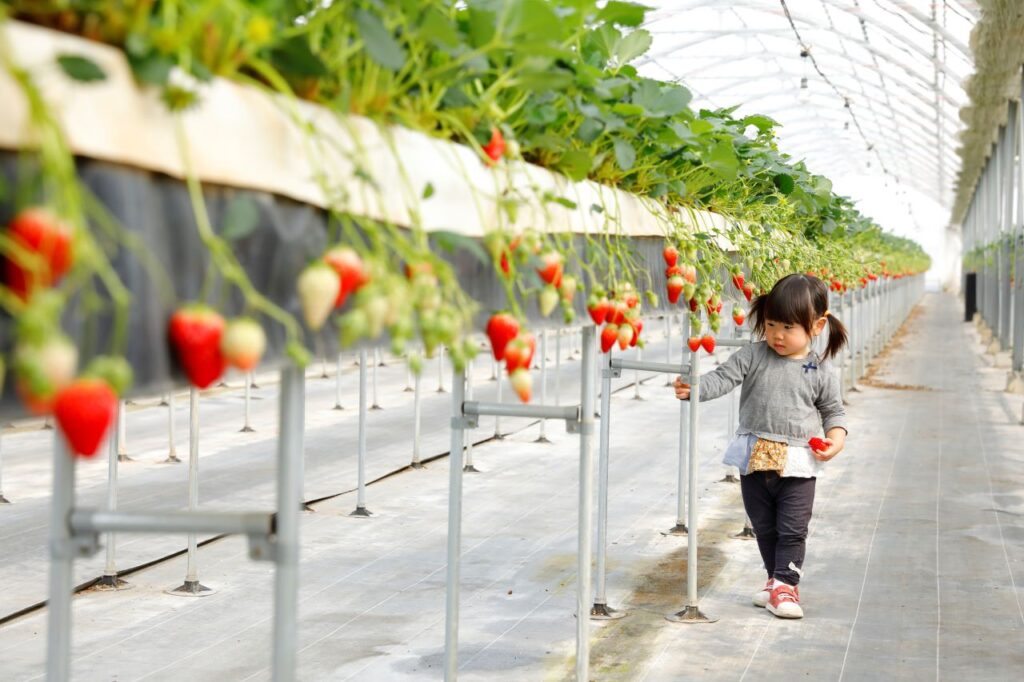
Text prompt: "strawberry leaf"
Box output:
[[57, 54, 106, 83]]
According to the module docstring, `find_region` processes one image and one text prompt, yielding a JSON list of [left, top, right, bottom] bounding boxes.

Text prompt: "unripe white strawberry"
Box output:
[[509, 368, 532, 403], [297, 263, 340, 331], [221, 317, 267, 371], [539, 285, 559, 317]]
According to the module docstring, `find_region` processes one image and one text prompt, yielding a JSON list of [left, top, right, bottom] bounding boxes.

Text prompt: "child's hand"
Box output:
[[673, 376, 690, 401], [811, 428, 846, 461]]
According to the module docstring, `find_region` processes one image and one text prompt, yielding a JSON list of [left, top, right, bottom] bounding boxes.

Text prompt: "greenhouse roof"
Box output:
[[638, 0, 981, 218]]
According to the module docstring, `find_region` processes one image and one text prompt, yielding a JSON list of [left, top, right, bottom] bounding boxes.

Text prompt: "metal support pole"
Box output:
[[733, 515, 756, 540], [241, 372, 255, 432], [97, 419, 130, 591], [536, 330, 550, 442], [667, 321, 717, 624], [494, 368, 504, 439], [665, 314, 689, 536], [162, 391, 181, 463], [411, 365, 424, 469], [665, 314, 674, 386], [0, 431, 10, 504], [116, 400, 132, 462], [591, 352, 626, 620], [334, 353, 345, 409], [272, 365, 303, 682], [437, 346, 446, 393], [167, 388, 214, 597], [721, 325, 740, 484], [555, 330, 562, 406], [443, 365, 467, 681], [464, 358, 480, 472], [576, 325, 597, 679], [633, 345, 644, 400], [351, 348, 373, 517], [371, 348, 383, 410], [46, 434, 74, 682], [404, 358, 415, 392]]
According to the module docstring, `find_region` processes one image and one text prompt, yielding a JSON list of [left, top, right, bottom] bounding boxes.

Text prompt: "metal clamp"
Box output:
[[603, 366, 622, 379], [565, 407, 586, 434], [451, 414, 479, 430], [248, 532, 277, 562]]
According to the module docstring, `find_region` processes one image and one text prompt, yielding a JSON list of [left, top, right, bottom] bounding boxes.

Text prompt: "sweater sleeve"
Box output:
[[815, 364, 848, 434], [698, 343, 755, 402]]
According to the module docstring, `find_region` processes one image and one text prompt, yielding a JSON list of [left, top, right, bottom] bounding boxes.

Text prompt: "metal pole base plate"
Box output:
[[240, 425, 255, 433], [733, 526, 756, 540], [719, 473, 740, 484], [534, 435, 552, 444], [462, 464, 481, 473], [250, 382, 260, 389], [436, 388, 447, 394], [0, 494, 11, 504], [666, 605, 718, 624], [661, 523, 688, 536], [403, 386, 415, 393], [117, 454, 135, 463], [370, 404, 384, 411], [409, 461, 426, 470], [158, 398, 169, 406], [349, 506, 374, 518], [166, 580, 215, 597], [333, 404, 345, 411], [301, 503, 315, 513], [590, 603, 628, 620], [161, 453, 182, 464], [94, 575, 133, 591], [493, 432, 506, 440], [42, 421, 54, 430]]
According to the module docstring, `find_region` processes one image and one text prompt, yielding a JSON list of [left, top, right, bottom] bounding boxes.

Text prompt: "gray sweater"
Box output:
[[698, 341, 847, 445]]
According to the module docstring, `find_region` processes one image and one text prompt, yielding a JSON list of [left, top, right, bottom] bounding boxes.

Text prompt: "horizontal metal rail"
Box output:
[[462, 401, 579, 422], [714, 338, 750, 348], [70, 510, 273, 537], [610, 358, 690, 375]]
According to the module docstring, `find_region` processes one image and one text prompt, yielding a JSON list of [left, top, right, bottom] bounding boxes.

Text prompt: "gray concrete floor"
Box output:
[[1, 294, 1023, 680]]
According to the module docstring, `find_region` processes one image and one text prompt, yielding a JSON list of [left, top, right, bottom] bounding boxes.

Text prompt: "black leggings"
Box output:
[[740, 472, 816, 586]]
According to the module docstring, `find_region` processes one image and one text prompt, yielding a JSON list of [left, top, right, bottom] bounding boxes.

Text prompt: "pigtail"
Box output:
[[822, 313, 849, 361], [748, 293, 768, 341]]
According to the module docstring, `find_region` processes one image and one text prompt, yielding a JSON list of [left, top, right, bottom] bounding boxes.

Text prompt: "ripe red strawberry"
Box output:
[[623, 291, 640, 309], [628, 317, 642, 347], [731, 273, 744, 290], [298, 262, 341, 330], [608, 300, 628, 325], [4, 207, 74, 300], [499, 249, 511, 277], [13, 335, 79, 415], [323, 246, 368, 308], [509, 368, 532, 402], [808, 437, 828, 452], [732, 306, 746, 326], [54, 378, 117, 457], [537, 252, 563, 286], [665, 264, 683, 278], [221, 317, 267, 371], [504, 332, 536, 373], [483, 127, 506, 164], [666, 275, 684, 304], [587, 295, 609, 325], [169, 305, 226, 389], [742, 282, 755, 302], [486, 312, 520, 361], [688, 298, 699, 312], [687, 336, 701, 352], [663, 245, 679, 268], [601, 324, 618, 353], [701, 335, 716, 353], [617, 323, 633, 350]]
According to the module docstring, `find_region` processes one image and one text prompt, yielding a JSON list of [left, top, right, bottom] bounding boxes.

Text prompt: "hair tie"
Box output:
[[823, 310, 832, 318]]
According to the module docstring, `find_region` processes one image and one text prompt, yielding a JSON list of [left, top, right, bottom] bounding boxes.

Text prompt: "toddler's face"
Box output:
[[764, 318, 818, 357]]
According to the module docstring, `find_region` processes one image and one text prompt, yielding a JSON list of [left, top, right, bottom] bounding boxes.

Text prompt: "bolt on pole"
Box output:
[[167, 388, 214, 597], [351, 348, 374, 518]]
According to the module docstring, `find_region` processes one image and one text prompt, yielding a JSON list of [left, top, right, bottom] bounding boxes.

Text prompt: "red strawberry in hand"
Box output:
[[808, 437, 828, 453], [687, 336, 701, 352], [700, 335, 716, 353], [666, 275, 684, 304], [4, 207, 74, 300], [663, 245, 679, 268], [169, 305, 226, 389], [486, 312, 520, 361], [601, 324, 618, 353], [54, 378, 117, 457]]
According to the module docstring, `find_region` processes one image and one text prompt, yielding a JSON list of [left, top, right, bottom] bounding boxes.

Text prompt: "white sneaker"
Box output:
[[752, 579, 773, 608], [766, 583, 803, 619]]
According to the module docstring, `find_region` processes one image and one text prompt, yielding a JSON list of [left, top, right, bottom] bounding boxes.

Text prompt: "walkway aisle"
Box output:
[[637, 291, 1024, 681]]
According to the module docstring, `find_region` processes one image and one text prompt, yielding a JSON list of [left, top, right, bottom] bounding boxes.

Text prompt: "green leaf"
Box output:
[[706, 138, 739, 180], [613, 138, 636, 172], [128, 52, 173, 85], [434, 231, 489, 265], [598, 1, 652, 27], [742, 114, 778, 135], [221, 196, 260, 241], [773, 174, 795, 195], [354, 8, 407, 71], [418, 8, 460, 47], [653, 84, 692, 116], [690, 119, 714, 135], [576, 118, 604, 144], [557, 150, 593, 181], [422, 182, 435, 199], [466, 7, 498, 47], [270, 36, 328, 77], [505, 0, 561, 41], [587, 24, 621, 60], [542, 192, 577, 210], [615, 29, 652, 64], [611, 102, 644, 117], [57, 54, 106, 83]]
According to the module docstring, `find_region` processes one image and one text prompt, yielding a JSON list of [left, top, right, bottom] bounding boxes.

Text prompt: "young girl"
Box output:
[[673, 274, 848, 619]]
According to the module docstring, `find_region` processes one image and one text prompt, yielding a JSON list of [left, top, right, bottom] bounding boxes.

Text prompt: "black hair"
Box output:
[[749, 274, 848, 361]]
